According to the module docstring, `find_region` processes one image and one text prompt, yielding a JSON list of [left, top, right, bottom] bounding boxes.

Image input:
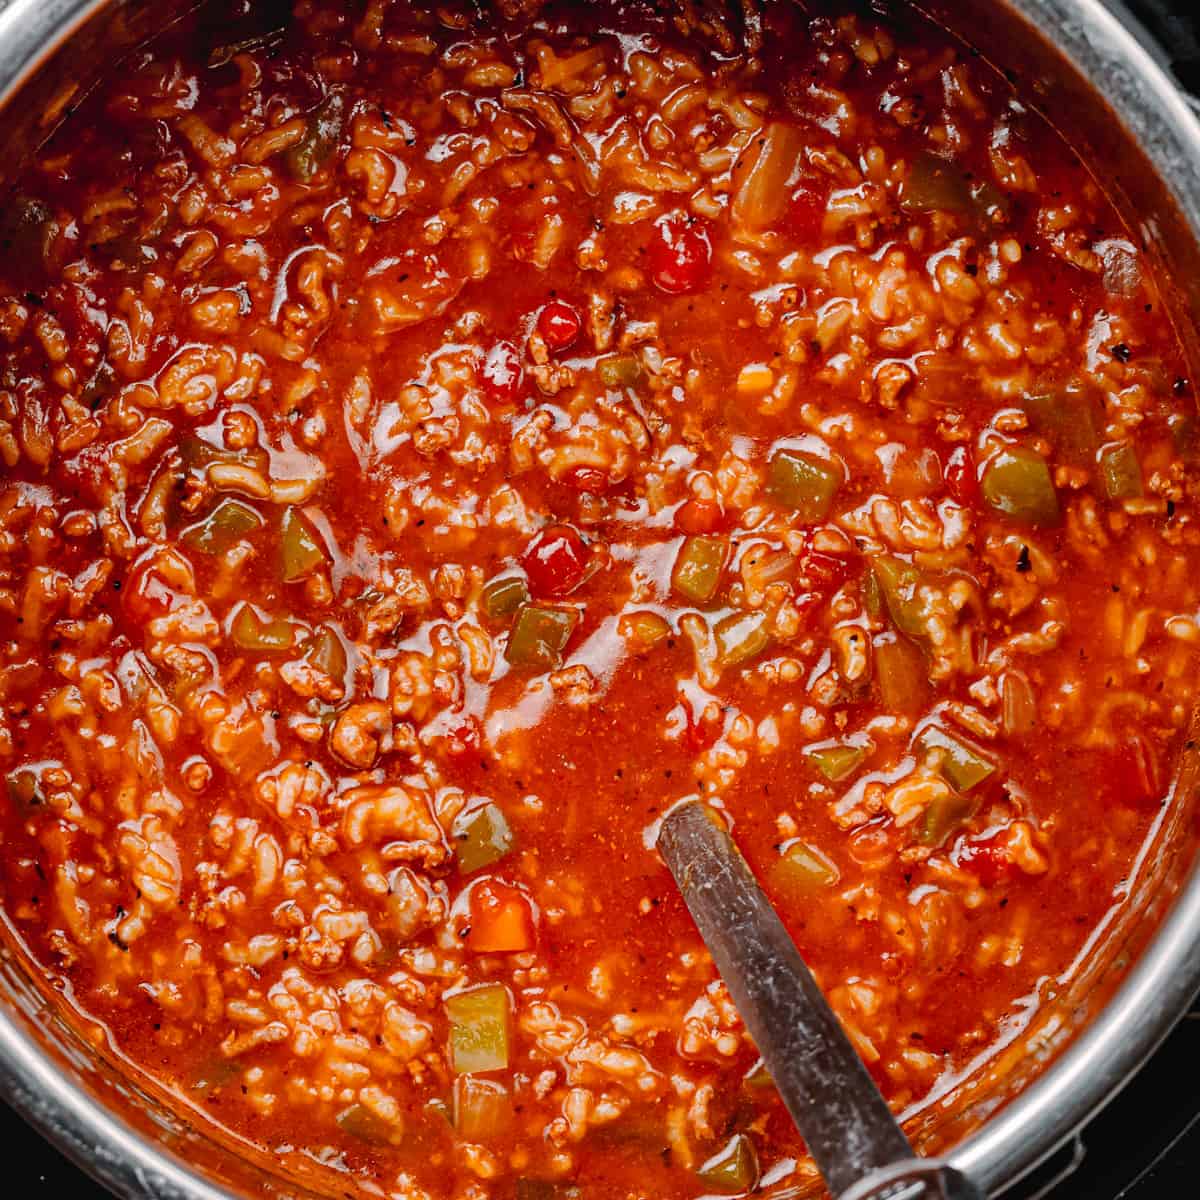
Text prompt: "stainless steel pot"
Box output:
[[0, 1, 1198, 1197]]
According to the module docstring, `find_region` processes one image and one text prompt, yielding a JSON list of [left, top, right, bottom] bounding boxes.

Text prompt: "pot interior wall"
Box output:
[[919, 0, 1200, 383]]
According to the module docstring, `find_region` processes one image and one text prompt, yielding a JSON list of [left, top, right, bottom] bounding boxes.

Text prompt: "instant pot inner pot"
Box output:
[[0, 2, 1197, 1199]]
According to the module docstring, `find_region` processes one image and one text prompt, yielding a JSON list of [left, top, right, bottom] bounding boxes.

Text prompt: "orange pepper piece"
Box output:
[[466, 880, 535, 953]]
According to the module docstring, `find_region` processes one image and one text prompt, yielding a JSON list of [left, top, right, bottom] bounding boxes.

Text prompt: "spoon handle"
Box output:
[[657, 801, 983, 1200]]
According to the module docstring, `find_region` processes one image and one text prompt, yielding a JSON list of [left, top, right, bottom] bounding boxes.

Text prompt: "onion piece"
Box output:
[[731, 121, 805, 230]]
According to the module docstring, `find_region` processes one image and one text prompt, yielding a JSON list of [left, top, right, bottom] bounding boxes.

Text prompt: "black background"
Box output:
[[8, 0, 1200, 1196]]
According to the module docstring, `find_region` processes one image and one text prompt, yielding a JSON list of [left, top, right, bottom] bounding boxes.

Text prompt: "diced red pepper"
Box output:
[[1108, 731, 1162, 806], [786, 181, 828, 241], [790, 589, 823, 627], [445, 716, 481, 757], [521, 524, 588, 596], [124, 551, 190, 621], [674, 497, 725, 534], [647, 212, 712, 295], [944, 445, 979, 507], [956, 835, 1014, 887], [59, 443, 111, 502], [678, 693, 722, 752], [800, 549, 849, 590], [537, 299, 581, 350], [480, 340, 523, 404], [466, 879, 536, 953], [561, 466, 611, 493]]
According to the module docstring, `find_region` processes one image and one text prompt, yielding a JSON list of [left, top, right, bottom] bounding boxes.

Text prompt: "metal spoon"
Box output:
[[657, 800, 984, 1200]]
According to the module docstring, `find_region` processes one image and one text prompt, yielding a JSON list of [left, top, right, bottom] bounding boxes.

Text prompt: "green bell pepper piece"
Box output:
[[805, 742, 865, 783], [482, 575, 530, 622], [182, 498, 264, 554], [1098, 441, 1143, 500], [286, 92, 347, 183], [336, 1103, 395, 1146], [230, 604, 298, 652], [917, 725, 996, 793], [619, 610, 672, 653], [714, 611, 771, 667], [280, 507, 328, 582], [505, 604, 578, 669], [872, 555, 927, 641], [453, 1075, 512, 1140], [446, 984, 510, 1074], [765, 448, 840, 522], [697, 1134, 760, 1195], [672, 536, 727, 605], [981, 446, 1059, 526], [453, 803, 514, 874], [597, 354, 643, 388], [771, 840, 839, 898], [919, 791, 978, 847]]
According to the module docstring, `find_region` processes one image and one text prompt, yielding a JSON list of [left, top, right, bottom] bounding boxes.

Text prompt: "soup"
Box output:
[[0, 0, 1195, 1196]]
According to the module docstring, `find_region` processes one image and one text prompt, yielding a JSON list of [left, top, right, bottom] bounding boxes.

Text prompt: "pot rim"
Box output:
[[0, 2, 1197, 1198]]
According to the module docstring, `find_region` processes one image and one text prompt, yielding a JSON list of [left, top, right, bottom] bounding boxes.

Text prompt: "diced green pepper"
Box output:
[[919, 791, 977, 847], [0, 195, 54, 283], [1000, 671, 1037, 736], [765, 448, 841, 522], [98, 233, 152, 271], [743, 1058, 774, 1091], [771, 840, 839, 897], [1098, 441, 1143, 501], [178, 435, 268, 476], [872, 555, 927, 641], [805, 742, 865, 783], [453, 1075, 512, 1140], [453, 803, 514, 874], [303, 626, 347, 681], [619, 610, 672, 653], [901, 152, 974, 214], [697, 1134, 760, 1195], [971, 179, 1012, 228], [482, 575, 529, 622], [80, 360, 116, 411], [286, 92, 347, 183], [446, 984, 510, 1074], [182, 498, 264, 554], [1169, 411, 1200, 464], [336, 1103, 396, 1146], [862, 568, 883, 621], [6, 769, 41, 814], [190, 1055, 241, 1095], [1023, 384, 1100, 465], [714, 611, 771, 667], [672, 536, 728, 605], [981, 446, 1059, 526], [873, 632, 929, 716], [281, 507, 328, 582], [917, 726, 996, 793], [230, 603, 298, 652], [505, 604, 578, 669], [597, 354, 643, 388], [900, 153, 1009, 229]]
